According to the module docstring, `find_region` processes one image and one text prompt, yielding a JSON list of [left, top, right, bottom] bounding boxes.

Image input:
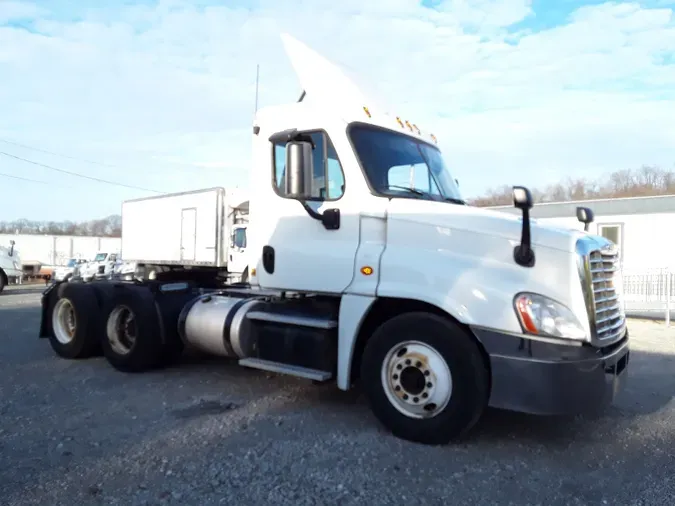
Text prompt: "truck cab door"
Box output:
[[228, 225, 248, 275], [255, 129, 359, 294]]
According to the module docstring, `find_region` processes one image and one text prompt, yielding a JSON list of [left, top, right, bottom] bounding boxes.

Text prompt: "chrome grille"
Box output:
[[588, 248, 625, 342]]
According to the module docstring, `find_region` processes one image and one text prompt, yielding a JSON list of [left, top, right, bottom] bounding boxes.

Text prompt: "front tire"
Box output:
[[360, 312, 489, 445]]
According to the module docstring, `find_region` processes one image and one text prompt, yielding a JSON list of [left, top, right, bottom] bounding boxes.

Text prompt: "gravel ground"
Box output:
[[1, 285, 674, 506]]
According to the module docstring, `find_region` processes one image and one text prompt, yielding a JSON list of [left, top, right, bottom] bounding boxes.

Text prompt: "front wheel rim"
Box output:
[[380, 340, 453, 419], [53, 298, 77, 345]]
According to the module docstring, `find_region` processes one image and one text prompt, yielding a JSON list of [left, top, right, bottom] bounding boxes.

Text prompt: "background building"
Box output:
[[0, 233, 121, 267]]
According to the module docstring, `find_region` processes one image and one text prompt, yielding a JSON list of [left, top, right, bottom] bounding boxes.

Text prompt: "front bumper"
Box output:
[[472, 327, 630, 416]]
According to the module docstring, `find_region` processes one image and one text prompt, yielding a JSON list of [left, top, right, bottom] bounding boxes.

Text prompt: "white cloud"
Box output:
[[0, 0, 673, 220], [0, 0, 46, 23]]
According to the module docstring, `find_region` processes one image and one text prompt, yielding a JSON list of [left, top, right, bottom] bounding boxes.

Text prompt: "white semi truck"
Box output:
[[38, 34, 630, 445], [0, 239, 22, 292], [119, 187, 249, 284]]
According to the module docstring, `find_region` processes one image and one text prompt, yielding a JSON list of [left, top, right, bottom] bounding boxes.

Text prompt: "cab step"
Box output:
[[238, 358, 333, 382]]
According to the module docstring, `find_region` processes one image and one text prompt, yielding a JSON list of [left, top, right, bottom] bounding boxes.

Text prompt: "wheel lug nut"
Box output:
[[405, 359, 411, 365], [393, 374, 398, 380], [413, 397, 419, 403], [396, 364, 402, 370], [415, 361, 422, 368], [424, 370, 430, 376], [422, 393, 428, 399], [403, 394, 409, 400], [395, 385, 401, 391], [426, 382, 432, 388]]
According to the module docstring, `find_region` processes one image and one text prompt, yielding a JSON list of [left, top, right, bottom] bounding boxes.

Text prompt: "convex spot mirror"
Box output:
[[512, 186, 533, 210]]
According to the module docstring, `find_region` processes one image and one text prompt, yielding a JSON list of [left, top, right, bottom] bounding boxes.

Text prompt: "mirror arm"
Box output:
[[301, 202, 323, 221], [299, 202, 340, 230], [268, 129, 316, 148], [513, 207, 534, 267]]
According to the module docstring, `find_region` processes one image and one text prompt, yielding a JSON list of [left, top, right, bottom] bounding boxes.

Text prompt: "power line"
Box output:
[[0, 137, 220, 172], [0, 171, 49, 184], [0, 151, 162, 193], [0, 138, 118, 169]]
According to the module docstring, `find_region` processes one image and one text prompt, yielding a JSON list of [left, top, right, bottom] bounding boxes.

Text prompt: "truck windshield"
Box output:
[[94, 253, 107, 262], [66, 259, 77, 267], [349, 124, 464, 204]]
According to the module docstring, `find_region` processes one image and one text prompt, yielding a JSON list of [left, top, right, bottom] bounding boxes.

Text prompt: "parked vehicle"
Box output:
[[120, 187, 249, 283], [38, 33, 630, 445], [0, 239, 22, 292], [75, 252, 122, 281], [52, 258, 88, 283]]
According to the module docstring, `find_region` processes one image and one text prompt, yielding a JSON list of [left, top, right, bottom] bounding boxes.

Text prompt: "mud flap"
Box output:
[[39, 282, 62, 338]]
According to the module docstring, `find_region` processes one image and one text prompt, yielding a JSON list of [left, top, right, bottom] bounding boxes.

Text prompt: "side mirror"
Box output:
[[512, 186, 533, 210], [512, 186, 535, 268], [285, 140, 314, 200], [576, 206, 594, 232], [9, 240, 15, 257]]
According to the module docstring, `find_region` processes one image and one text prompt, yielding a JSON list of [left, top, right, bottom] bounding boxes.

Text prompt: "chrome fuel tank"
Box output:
[[179, 294, 265, 358]]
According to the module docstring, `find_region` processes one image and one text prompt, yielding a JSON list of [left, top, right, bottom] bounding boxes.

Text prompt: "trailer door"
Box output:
[[180, 208, 197, 261]]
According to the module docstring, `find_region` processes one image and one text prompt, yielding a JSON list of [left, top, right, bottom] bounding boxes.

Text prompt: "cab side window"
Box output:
[[273, 131, 345, 200], [233, 228, 247, 249]]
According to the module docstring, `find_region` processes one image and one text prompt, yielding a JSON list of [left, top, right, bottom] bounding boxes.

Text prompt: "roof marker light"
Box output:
[[396, 116, 404, 128], [412, 124, 421, 135], [430, 133, 438, 144], [405, 120, 413, 132], [363, 106, 371, 118]]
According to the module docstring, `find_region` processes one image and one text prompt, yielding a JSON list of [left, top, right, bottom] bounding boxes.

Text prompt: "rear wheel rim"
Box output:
[[53, 298, 77, 345], [106, 305, 137, 355], [380, 340, 453, 419]]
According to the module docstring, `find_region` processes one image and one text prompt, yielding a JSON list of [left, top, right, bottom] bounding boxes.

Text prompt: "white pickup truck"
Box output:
[[52, 258, 88, 283], [75, 252, 122, 281], [0, 240, 22, 293]]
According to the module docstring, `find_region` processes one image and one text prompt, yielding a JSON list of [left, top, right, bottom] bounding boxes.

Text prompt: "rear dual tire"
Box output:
[[49, 283, 105, 359], [360, 312, 490, 445], [100, 285, 194, 372]]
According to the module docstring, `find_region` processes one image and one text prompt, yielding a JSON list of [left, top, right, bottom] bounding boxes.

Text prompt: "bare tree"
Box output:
[[469, 166, 675, 207], [0, 215, 122, 237]]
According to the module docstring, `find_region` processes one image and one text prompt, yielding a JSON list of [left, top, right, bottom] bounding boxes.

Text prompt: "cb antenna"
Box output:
[[254, 64, 260, 114]]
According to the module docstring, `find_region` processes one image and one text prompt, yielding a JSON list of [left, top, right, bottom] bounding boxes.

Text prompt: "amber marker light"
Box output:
[[363, 106, 371, 118], [515, 295, 538, 334], [360, 266, 374, 276]]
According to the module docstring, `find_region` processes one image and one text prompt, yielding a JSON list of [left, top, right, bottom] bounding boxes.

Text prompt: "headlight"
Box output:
[[514, 293, 587, 341]]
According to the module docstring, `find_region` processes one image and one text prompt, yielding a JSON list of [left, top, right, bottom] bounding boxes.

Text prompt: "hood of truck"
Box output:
[[387, 199, 582, 253]]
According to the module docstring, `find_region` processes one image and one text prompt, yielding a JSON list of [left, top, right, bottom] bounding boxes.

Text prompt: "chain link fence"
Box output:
[[621, 267, 674, 325]]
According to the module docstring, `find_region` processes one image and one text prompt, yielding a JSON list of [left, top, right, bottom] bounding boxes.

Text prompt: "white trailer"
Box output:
[[120, 187, 249, 282], [40, 33, 629, 445]]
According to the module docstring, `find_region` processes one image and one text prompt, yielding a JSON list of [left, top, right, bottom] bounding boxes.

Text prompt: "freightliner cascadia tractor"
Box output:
[[38, 34, 629, 445]]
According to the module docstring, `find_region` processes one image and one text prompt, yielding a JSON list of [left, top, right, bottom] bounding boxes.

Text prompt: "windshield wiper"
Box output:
[[386, 185, 426, 197], [443, 197, 466, 205]]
